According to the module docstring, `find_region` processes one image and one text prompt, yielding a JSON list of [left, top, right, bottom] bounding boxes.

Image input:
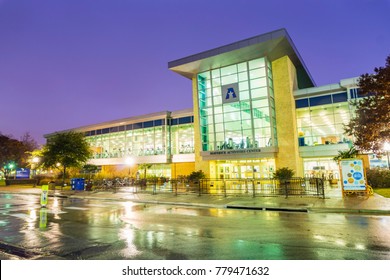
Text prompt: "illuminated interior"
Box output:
[[198, 57, 277, 152], [296, 92, 355, 147]]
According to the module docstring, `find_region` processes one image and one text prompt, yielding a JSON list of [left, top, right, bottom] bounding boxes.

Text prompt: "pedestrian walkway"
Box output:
[[0, 185, 390, 215]]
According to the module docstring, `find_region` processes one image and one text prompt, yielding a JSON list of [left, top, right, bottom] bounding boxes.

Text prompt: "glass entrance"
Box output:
[[303, 158, 340, 180], [216, 159, 275, 179]]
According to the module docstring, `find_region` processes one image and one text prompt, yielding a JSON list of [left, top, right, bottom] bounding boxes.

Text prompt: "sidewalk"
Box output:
[[1, 185, 390, 215]]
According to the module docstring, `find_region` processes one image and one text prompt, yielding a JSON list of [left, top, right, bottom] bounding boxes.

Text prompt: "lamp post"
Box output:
[[125, 157, 134, 177], [8, 163, 15, 179], [384, 142, 390, 170], [32, 157, 40, 178]]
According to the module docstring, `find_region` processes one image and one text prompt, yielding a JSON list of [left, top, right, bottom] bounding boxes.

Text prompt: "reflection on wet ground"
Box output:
[[0, 193, 389, 260]]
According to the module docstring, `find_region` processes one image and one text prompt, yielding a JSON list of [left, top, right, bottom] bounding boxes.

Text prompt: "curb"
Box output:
[[226, 204, 308, 212], [1, 190, 389, 215], [307, 207, 390, 215]]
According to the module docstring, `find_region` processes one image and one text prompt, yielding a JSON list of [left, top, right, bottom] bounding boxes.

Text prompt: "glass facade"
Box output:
[[170, 123, 194, 154], [84, 117, 194, 159], [296, 92, 355, 147], [303, 158, 340, 179], [198, 57, 277, 152]]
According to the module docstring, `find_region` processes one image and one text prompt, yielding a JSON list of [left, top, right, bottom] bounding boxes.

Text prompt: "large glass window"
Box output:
[[197, 57, 276, 152], [296, 96, 354, 147], [85, 121, 168, 158], [171, 123, 194, 154]]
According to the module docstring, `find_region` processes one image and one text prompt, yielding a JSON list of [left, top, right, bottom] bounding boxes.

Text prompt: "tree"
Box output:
[[81, 164, 99, 180], [41, 131, 92, 186], [20, 132, 39, 151], [345, 55, 390, 154], [0, 133, 34, 178], [138, 163, 152, 179], [188, 170, 206, 181], [272, 167, 294, 182]]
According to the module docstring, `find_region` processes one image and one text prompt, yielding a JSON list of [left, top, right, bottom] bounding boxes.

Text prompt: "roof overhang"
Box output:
[[168, 28, 315, 88]]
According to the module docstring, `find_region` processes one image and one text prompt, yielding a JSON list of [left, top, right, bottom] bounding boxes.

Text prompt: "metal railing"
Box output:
[[90, 177, 325, 198]]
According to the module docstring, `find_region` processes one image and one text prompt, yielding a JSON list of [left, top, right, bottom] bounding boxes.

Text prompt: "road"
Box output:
[[0, 193, 389, 260]]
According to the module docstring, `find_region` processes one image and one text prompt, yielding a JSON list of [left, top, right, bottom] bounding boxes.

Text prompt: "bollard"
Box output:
[[40, 185, 49, 207]]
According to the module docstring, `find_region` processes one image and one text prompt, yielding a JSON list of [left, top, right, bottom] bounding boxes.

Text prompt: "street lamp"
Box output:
[[32, 157, 40, 177], [8, 163, 15, 179], [384, 142, 390, 170], [125, 157, 134, 177]]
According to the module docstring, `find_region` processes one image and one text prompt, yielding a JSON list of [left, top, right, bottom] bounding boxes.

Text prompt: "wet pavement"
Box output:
[[0, 185, 389, 215], [1, 191, 389, 260]]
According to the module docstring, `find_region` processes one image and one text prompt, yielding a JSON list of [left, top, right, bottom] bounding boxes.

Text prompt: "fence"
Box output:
[[92, 177, 325, 198]]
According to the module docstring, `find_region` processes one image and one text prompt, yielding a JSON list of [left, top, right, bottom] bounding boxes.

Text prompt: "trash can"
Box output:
[[70, 178, 76, 190], [71, 178, 85, 191]]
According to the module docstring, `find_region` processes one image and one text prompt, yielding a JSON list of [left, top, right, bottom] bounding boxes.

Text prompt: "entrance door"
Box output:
[[303, 158, 340, 180], [216, 159, 275, 179]]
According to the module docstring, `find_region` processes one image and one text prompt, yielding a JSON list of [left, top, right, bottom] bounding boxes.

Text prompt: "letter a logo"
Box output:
[[225, 88, 237, 100], [222, 83, 239, 104]]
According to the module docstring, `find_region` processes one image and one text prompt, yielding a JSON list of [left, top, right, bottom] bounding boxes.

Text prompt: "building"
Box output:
[[168, 28, 359, 180], [46, 28, 368, 179], [47, 109, 196, 178]]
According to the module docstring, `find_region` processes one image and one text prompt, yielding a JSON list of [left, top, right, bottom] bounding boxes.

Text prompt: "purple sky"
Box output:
[[1, 0, 389, 145]]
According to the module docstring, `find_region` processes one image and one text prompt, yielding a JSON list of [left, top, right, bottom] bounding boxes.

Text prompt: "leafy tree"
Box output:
[[272, 167, 294, 182], [188, 170, 206, 181], [0, 133, 34, 178], [81, 164, 99, 179], [41, 131, 92, 186], [138, 163, 152, 179], [345, 55, 390, 154], [25, 149, 44, 178]]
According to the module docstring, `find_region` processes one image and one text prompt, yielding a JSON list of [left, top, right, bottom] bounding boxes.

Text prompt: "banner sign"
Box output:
[[340, 159, 366, 191], [16, 168, 30, 179], [209, 148, 261, 155]]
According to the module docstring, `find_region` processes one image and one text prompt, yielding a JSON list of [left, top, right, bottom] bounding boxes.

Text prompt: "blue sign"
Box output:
[[225, 87, 237, 99], [16, 168, 30, 179], [221, 83, 239, 104]]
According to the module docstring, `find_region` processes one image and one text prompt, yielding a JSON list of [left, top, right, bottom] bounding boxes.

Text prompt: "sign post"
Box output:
[[339, 159, 367, 196], [40, 185, 49, 207]]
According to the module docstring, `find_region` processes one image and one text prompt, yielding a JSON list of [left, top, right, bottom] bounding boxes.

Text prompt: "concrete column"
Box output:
[[272, 56, 303, 176], [192, 77, 211, 177]]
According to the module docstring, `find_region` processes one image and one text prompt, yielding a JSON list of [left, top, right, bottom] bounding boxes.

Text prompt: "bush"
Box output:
[[273, 167, 294, 181], [366, 169, 390, 188], [188, 170, 206, 181]]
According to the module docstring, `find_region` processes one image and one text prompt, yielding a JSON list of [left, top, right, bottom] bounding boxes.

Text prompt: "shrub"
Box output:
[[366, 169, 390, 188], [188, 170, 206, 181], [273, 167, 294, 181], [333, 146, 358, 162]]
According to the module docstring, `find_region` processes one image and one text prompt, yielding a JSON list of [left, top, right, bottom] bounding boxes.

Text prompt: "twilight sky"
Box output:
[[0, 0, 389, 145]]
